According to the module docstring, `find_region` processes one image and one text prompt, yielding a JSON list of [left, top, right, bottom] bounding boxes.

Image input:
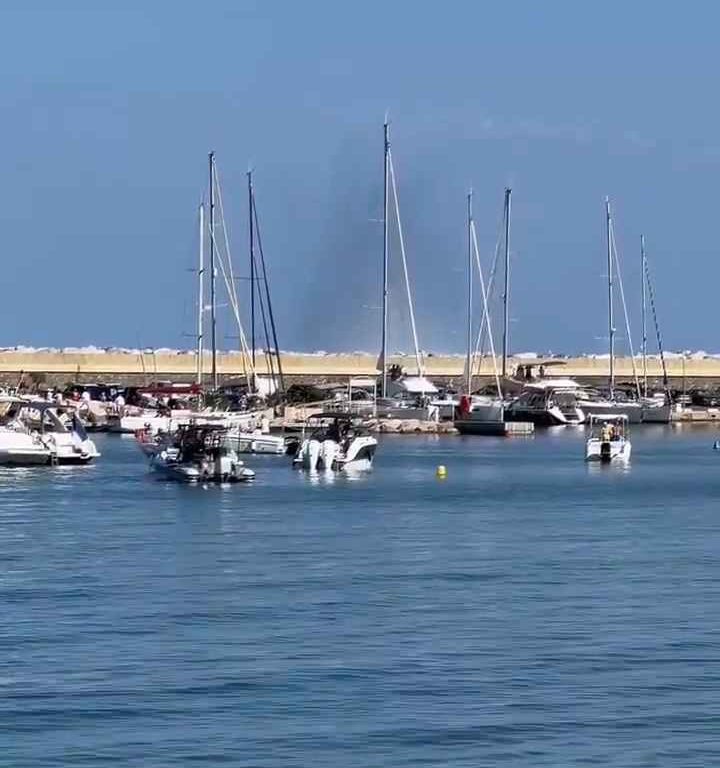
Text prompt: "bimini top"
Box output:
[[526, 378, 581, 390]]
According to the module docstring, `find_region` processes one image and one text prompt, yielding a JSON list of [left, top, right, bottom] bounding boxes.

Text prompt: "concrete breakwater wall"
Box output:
[[0, 350, 718, 387]]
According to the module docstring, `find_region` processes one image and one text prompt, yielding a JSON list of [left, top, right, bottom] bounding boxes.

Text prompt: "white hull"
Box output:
[[151, 451, 255, 483], [585, 437, 632, 463], [294, 435, 377, 471], [109, 411, 193, 434]]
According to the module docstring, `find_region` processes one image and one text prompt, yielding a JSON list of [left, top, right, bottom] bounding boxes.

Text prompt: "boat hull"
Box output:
[[585, 438, 632, 463]]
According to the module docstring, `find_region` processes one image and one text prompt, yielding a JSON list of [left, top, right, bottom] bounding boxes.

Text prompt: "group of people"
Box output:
[[600, 422, 622, 441]]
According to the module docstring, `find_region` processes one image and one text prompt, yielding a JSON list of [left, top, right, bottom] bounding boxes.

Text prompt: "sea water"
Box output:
[[2, 427, 720, 766]]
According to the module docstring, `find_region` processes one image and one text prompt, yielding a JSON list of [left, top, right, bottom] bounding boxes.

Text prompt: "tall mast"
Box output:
[[248, 169, 256, 372], [380, 117, 390, 398], [196, 202, 205, 385], [641, 234, 648, 397], [501, 187, 511, 379], [466, 190, 473, 395], [606, 197, 615, 399], [209, 151, 218, 390]]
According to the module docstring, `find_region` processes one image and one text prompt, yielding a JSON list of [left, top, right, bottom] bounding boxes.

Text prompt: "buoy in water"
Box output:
[[436, 464, 447, 478], [713, 441, 720, 451]]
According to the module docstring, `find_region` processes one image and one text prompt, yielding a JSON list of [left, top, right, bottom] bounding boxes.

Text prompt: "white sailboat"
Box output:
[[455, 189, 508, 434], [375, 118, 433, 418], [638, 234, 672, 423]]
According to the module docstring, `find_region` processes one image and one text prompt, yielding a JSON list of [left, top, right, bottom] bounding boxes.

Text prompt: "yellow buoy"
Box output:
[[436, 464, 447, 479]]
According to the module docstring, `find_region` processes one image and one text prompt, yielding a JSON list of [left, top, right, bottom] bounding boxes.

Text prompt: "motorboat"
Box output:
[[505, 379, 585, 426], [585, 415, 632, 463], [223, 428, 287, 455], [108, 408, 194, 434], [0, 400, 100, 465], [137, 422, 288, 457], [293, 413, 377, 471], [149, 424, 255, 483]]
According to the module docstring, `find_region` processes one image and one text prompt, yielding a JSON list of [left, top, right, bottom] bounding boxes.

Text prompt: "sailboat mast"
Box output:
[[641, 234, 648, 397], [381, 118, 390, 398], [209, 151, 218, 390], [501, 188, 511, 379], [248, 170, 256, 371], [466, 190, 473, 395], [606, 197, 615, 399], [196, 202, 205, 386]]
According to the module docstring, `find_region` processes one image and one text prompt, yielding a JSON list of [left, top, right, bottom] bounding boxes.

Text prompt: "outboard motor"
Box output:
[[304, 439, 321, 471], [320, 439, 338, 470], [600, 441, 612, 463]]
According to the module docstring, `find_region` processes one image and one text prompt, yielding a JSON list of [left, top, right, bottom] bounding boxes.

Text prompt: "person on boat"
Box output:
[[601, 423, 612, 441]]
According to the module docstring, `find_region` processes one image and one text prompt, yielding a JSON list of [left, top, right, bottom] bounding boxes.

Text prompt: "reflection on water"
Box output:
[[3, 429, 720, 766]]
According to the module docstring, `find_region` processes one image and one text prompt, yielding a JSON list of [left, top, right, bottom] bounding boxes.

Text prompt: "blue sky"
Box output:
[[1, 1, 718, 354]]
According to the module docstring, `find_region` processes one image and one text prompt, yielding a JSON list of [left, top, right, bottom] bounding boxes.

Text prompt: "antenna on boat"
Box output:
[[466, 190, 473, 395], [606, 196, 615, 399], [380, 116, 390, 398], [197, 202, 205, 386], [501, 188, 511, 379], [641, 234, 648, 398], [209, 151, 218, 390]]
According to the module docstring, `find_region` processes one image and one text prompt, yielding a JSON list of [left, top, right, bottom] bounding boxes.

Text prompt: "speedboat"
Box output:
[[293, 413, 377, 471], [585, 415, 632, 463], [108, 408, 194, 434], [223, 428, 287, 455], [0, 400, 100, 465], [149, 424, 255, 483]]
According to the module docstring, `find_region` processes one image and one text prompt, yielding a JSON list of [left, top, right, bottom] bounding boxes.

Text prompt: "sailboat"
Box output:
[[454, 190, 508, 434], [637, 234, 672, 423], [575, 199, 644, 423], [375, 118, 438, 416]]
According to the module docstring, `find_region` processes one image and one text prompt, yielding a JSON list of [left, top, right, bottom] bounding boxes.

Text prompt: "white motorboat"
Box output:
[[223, 428, 287, 455], [505, 379, 586, 426], [585, 415, 632, 463], [293, 413, 377, 471], [108, 408, 194, 435], [0, 400, 100, 465], [149, 424, 255, 483]]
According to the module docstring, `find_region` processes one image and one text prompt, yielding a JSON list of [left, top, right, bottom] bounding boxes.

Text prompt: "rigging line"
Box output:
[[388, 149, 424, 377], [610, 220, 641, 398], [208, 224, 254, 390], [473, 201, 506, 365], [212, 166, 245, 342], [642, 242, 671, 400], [248, 222, 275, 386], [471, 220, 502, 399], [252, 192, 285, 392], [212, 165, 255, 383]]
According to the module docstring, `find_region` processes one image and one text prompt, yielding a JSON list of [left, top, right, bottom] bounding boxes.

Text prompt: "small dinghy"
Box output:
[[149, 424, 255, 483], [585, 415, 631, 464]]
